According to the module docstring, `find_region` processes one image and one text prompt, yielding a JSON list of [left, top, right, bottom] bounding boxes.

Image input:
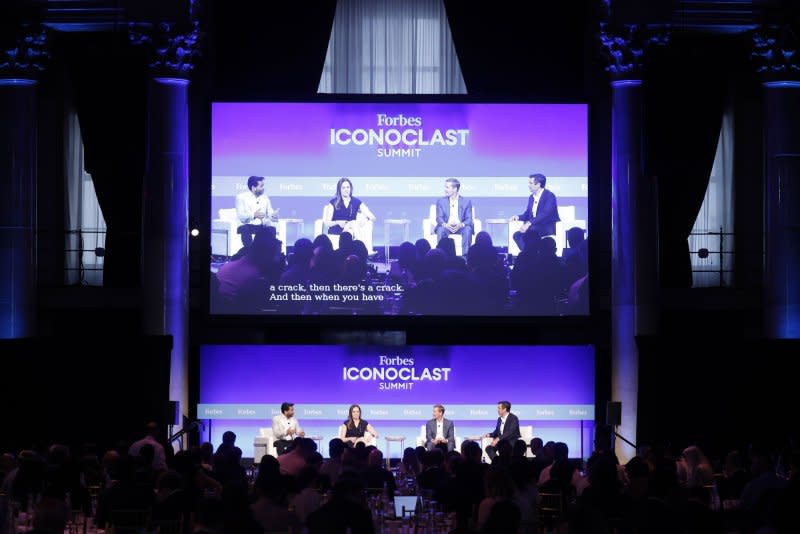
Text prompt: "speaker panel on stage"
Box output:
[[606, 401, 622, 426], [199, 344, 596, 459], [166, 400, 180, 426]]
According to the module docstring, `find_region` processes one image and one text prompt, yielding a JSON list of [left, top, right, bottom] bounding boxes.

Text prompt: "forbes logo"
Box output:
[[279, 183, 303, 191]]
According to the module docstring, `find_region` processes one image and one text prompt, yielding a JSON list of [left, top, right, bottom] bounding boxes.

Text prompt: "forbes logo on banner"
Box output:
[[330, 113, 470, 160]]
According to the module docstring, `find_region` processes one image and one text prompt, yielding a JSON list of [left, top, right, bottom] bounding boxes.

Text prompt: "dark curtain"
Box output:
[[732, 63, 764, 289], [62, 32, 147, 288], [210, 0, 338, 98], [443, 1, 588, 99], [645, 34, 729, 288]]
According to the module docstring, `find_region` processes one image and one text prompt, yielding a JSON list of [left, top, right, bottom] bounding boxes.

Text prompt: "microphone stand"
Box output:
[[612, 426, 637, 452], [168, 420, 205, 450]]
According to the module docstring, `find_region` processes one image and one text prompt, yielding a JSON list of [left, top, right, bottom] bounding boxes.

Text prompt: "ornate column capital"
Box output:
[[599, 23, 669, 82], [129, 21, 202, 80], [0, 25, 49, 81], [598, 0, 668, 82], [752, 24, 800, 83], [129, 0, 203, 80]]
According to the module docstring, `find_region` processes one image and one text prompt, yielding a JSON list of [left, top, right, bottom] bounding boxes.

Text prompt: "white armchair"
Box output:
[[507, 219, 525, 257], [508, 205, 579, 257], [314, 205, 375, 253], [520, 425, 534, 458], [480, 425, 534, 462], [563, 219, 587, 250], [211, 208, 289, 256], [253, 427, 277, 463], [554, 206, 576, 257], [422, 204, 481, 256], [211, 208, 244, 257], [415, 424, 461, 451], [313, 219, 339, 249]]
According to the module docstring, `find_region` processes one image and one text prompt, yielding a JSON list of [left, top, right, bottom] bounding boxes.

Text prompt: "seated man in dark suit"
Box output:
[[435, 178, 474, 256], [484, 400, 521, 461], [510, 173, 560, 252]]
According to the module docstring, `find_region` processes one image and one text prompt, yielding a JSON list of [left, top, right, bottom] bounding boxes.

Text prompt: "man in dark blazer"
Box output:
[[484, 400, 521, 460], [425, 404, 456, 451], [510, 173, 560, 252], [435, 178, 474, 256]]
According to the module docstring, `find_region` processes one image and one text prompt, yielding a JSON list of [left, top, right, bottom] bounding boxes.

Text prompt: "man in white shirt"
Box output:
[[272, 402, 304, 456], [235, 175, 280, 247], [425, 404, 455, 451], [434, 178, 474, 256], [128, 422, 167, 471]]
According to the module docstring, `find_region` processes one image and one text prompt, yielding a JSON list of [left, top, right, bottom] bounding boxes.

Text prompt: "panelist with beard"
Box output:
[[235, 175, 279, 247]]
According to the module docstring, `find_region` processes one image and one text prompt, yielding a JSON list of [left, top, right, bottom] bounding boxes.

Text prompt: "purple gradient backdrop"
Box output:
[[212, 103, 587, 177], [200, 345, 594, 405]]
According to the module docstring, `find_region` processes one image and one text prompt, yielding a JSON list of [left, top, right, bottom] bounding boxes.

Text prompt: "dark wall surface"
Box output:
[[0, 336, 172, 453]]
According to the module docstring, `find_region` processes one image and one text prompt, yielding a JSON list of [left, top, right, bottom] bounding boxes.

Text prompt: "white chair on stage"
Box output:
[[421, 204, 481, 256], [554, 205, 576, 257], [337, 424, 377, 447], [211, 208, 244, 257], [520, 425, 534, 457], [211, 207, 291, 256], [563, 219, 587, 249], [415, 424, 462, 451], [253, 427, 277, 463], [507, 219, 525, 257], [480, 425, 534, 462], [314, 205, 375, 253], [508, 205, 581, 257]]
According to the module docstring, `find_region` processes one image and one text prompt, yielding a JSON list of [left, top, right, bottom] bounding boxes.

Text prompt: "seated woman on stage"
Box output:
[[338, 404, 378, 445], [322, 177, 376, 245]]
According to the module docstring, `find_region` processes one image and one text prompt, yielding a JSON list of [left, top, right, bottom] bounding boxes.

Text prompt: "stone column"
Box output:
[[600, 21, 666, 462], [0, 28, 47, 338], [131, 20, 200, 421], [754, 26, 800, 339]]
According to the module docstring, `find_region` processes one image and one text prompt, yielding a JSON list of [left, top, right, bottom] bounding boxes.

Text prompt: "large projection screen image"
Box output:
[[211, 102, 588, 316]]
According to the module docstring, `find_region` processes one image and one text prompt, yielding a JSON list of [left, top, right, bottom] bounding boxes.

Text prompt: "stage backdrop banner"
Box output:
[[212, 103, 587, 178], [199, 344, 594, 420]]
